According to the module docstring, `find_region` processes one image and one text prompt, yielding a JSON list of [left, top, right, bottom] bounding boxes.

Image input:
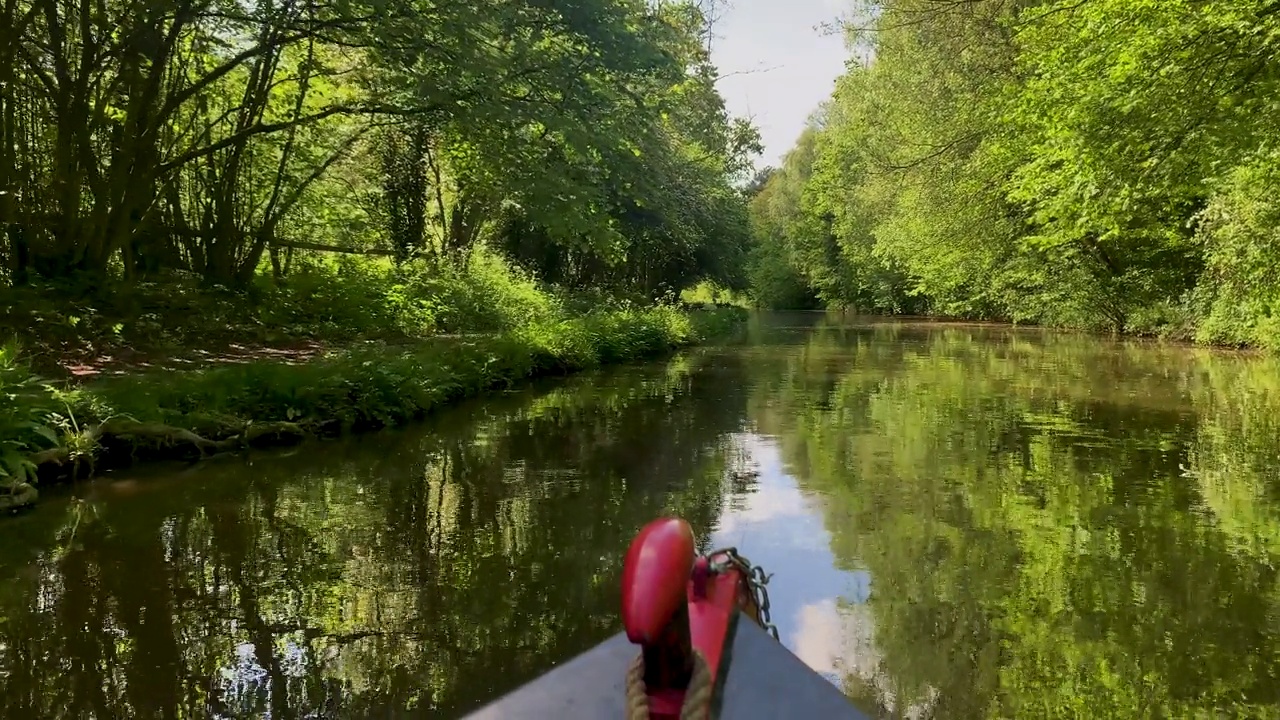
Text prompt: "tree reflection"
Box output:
[[0, 356, 748, 719], [11, 317, 1279, 720], [758, 319, 1280, 718]]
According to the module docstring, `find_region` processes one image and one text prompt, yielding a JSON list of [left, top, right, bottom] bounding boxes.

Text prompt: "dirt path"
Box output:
[[44, 334, 490, 382], [45, 339, 335, 381]]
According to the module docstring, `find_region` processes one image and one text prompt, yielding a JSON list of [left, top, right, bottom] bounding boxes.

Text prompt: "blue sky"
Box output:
[[710, 0, 851, 167]]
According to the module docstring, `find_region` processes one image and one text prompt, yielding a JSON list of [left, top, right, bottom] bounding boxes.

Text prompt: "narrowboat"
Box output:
[[465, 517, 869, 719]]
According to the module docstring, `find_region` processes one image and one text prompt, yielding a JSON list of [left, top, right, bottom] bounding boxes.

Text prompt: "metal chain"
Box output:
[[706, 547, 780, 641]]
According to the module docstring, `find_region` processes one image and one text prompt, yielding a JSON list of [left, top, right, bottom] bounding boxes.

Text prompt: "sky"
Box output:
[[710, 0, 852, 168]]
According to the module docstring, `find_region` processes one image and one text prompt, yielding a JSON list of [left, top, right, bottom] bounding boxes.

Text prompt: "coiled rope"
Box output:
[[624, 649, 714, 720]]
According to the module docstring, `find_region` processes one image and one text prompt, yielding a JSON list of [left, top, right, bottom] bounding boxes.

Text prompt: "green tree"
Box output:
[[0, 0, 757, 298], [748, 0, 1280, 347]]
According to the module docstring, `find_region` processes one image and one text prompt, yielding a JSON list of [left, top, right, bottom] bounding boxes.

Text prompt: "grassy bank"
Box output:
[[1, 254, 747, 512], [1, 305, 745, 510], [2, 253, 589, 378]]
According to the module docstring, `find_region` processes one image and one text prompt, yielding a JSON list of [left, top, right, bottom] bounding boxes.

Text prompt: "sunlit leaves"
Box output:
[[754, 0, 1280, 346], [1, 0, 754, 296]]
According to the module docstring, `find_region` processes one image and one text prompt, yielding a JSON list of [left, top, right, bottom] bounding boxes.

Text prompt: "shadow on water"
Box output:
[[4, 313, 1280, 719], [0, 352, 755, 719]]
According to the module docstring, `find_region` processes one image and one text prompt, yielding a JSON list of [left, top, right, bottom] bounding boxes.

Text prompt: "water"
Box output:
[[3, 313, 1280, 718]]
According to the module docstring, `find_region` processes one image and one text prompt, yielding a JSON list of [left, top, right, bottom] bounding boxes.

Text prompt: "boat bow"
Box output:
[[464, 517, 868, 719]]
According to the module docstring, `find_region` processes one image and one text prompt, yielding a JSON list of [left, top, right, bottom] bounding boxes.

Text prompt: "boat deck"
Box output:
[[464, 621, 869, 719]]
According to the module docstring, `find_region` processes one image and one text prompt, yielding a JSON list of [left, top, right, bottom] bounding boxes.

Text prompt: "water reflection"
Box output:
[[0, 355, 751, 719], [4, 315, 1280, 719], [753, 318, 1280, 718]]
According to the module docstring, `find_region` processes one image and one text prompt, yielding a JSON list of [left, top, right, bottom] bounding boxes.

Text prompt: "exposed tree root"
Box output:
[[0, 482, 38, 512], [98, 419, 241, 453], [241, 421, 308, 447], [26, 419, 312, 490]]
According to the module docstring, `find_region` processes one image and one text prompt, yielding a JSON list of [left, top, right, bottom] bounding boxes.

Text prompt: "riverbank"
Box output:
[[1, 304, 746, 512], [803, 306, 1280, 354]]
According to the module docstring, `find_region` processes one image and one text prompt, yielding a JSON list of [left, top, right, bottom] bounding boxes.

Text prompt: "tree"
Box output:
[[749, 0, 1280, 346], [0, 0, 758, 297]]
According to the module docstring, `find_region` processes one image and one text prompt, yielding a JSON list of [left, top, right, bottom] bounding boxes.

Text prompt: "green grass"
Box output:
[[0, 251, 577, 376], [81, 306, 701, 433], [0, 250, 748, 500], [0, 304, 746, 497]]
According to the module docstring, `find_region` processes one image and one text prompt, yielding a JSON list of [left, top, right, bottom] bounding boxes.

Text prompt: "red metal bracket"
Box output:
[[621, 519, 754, 719]]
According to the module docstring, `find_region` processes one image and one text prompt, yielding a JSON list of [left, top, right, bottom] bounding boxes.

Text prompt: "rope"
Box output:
[[679, 651, 714, 720], [624, 650, 714, 720], [625, 653, 649, 720]]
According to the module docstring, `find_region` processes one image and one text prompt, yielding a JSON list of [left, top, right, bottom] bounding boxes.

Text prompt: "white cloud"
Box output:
[[793, 599, 940, 719]]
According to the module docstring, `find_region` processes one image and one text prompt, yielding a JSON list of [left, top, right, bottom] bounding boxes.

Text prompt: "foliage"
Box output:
[[0, 0, 755, 299], [1, 247, 752, 382], [749, 0, 1280, 347], [1, 223, 752, 486], [0, 0, 752, 392], [1189, 153, 1280, 349], [0, 252, 552, 370], [0, 344, 59, 486], [0, 303, 731, 481], [0, 0, 759, 487]]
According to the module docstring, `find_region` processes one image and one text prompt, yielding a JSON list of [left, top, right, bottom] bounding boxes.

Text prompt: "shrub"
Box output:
[[0, 344, 60, 485], [1191, 154, 1280, 350]]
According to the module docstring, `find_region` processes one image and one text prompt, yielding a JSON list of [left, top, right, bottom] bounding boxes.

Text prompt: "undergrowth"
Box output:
[[0, 250, 572, 375], [80, 306, 705, 432], [0, 249, 747, 505], [0, 343, 61, 485], [0, 304, 744, 500]]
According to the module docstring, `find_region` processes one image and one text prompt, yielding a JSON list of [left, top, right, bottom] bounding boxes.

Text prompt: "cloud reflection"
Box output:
[[791, 598, 872, 685], [710, 434, 880, 698], [712, 434, 823, 545], [793, 599, 938, 719]]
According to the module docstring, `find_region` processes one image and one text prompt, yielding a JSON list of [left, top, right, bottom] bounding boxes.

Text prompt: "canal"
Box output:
[[2, 313, 1279, 718]]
